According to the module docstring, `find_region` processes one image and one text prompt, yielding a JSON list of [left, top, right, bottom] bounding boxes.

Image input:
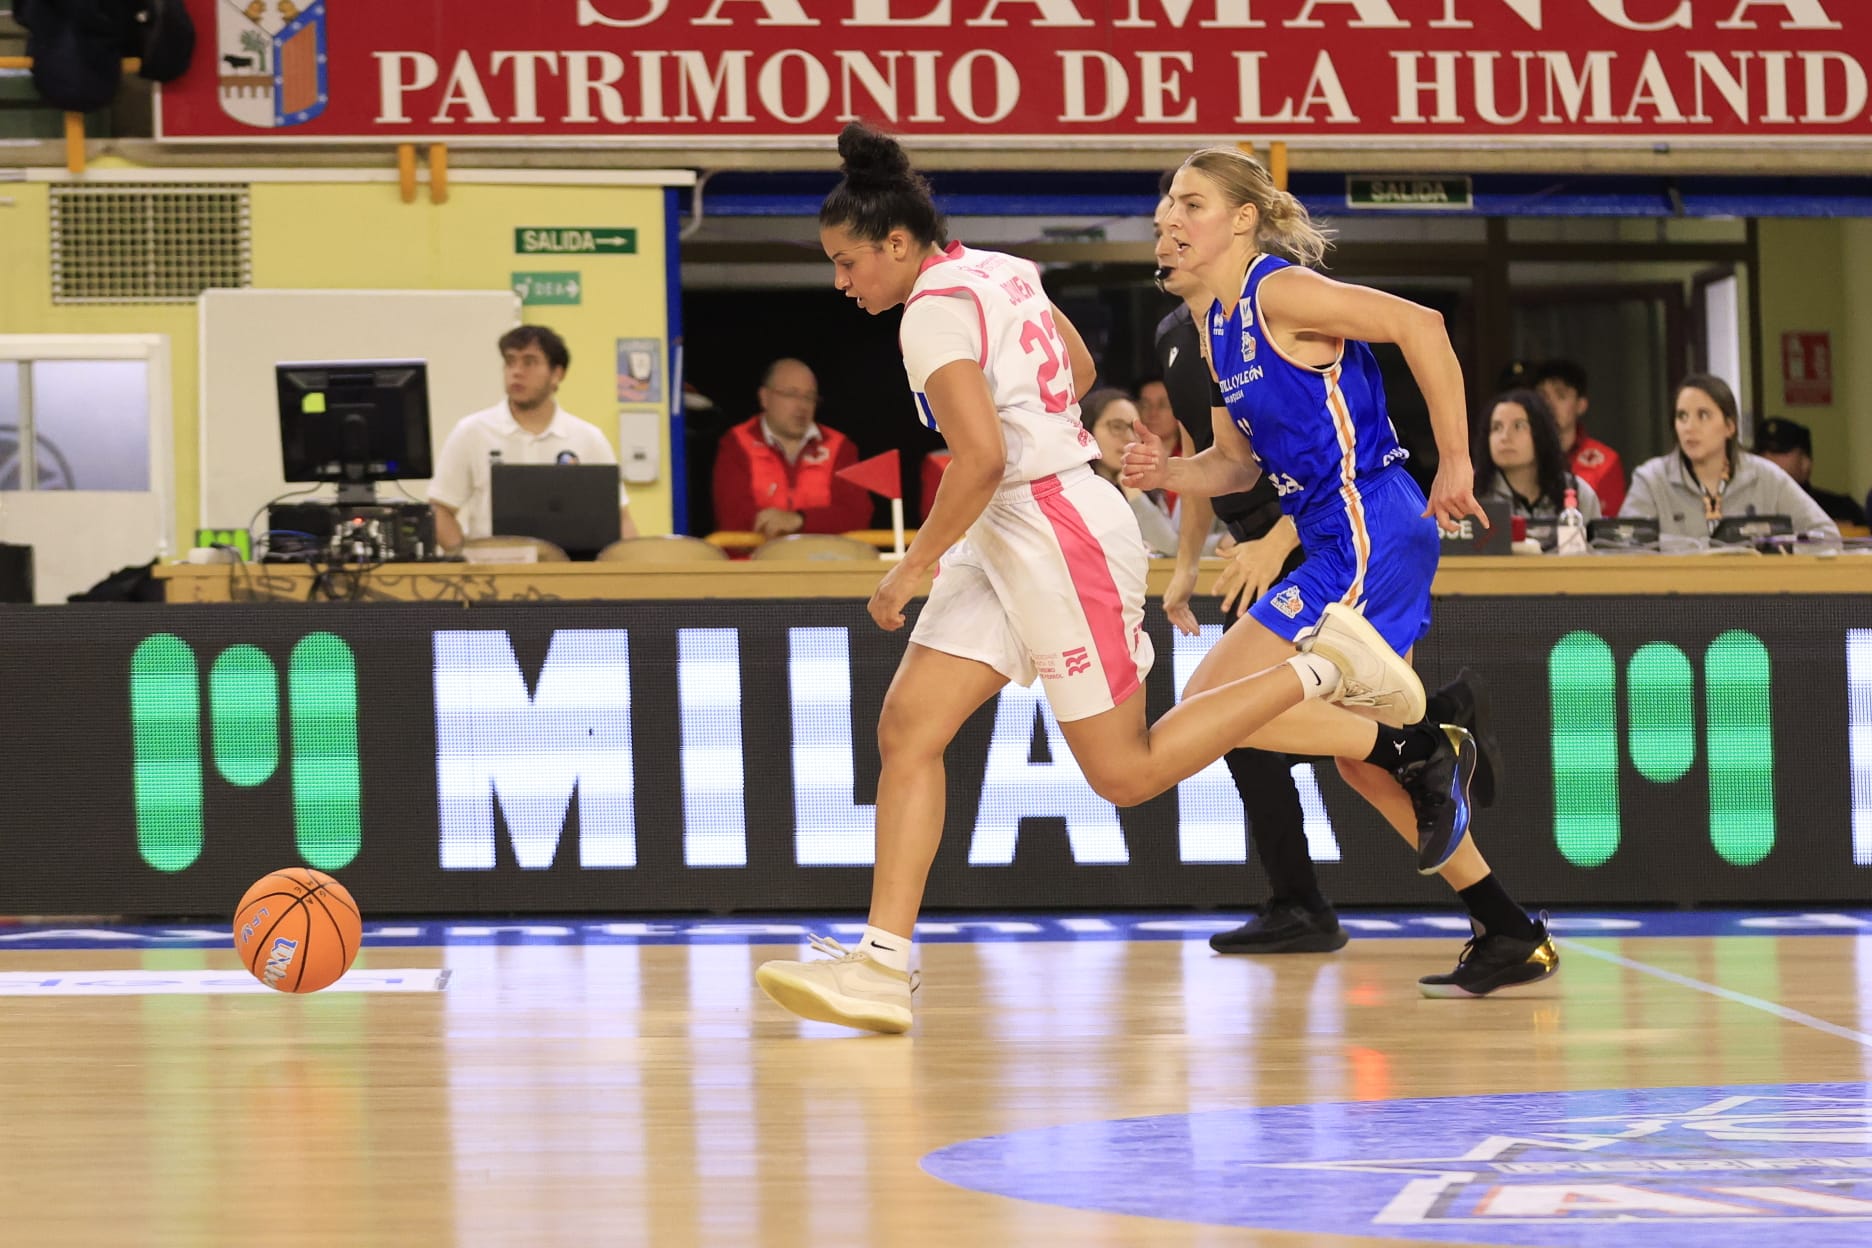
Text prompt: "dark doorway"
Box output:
[[681, 288, 934, 534]]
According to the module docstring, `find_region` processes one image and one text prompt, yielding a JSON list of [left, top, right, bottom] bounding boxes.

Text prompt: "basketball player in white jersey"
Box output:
[[754, 124, 1425, 1034]]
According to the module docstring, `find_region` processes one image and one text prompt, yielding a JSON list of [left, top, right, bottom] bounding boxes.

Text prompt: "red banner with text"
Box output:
[[156, 1, 1872, 147]]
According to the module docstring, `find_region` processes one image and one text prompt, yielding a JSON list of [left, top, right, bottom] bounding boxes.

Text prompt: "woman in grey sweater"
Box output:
[[1621, 373, 1838, 541]]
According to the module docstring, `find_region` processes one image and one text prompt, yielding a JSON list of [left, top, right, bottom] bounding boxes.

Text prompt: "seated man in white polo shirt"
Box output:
[[428, 324, 639, 551]]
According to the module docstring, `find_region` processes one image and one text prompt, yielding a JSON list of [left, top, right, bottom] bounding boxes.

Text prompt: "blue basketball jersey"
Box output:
[[1207, 254, 1409, 522]]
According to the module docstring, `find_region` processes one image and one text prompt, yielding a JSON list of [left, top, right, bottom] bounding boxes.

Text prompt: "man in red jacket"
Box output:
[[712, 359, 874, 538], [1533, 358, 1627, 516]]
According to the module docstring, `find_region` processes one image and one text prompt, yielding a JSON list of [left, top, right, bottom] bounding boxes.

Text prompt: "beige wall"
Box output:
[[1755, 219, 1860, 501], [249, 181, 672, 538], [1, 168, 675, 543], [0, 181, 199, 542], [1844, 221, 1872, 506]]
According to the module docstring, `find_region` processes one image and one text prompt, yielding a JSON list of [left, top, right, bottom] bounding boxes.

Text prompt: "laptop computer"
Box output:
[[1589, 516, 1661, 550], [1711, 514, 1793, 546], [1438, 497, 1513, 556], [489, 463, 621, 560]]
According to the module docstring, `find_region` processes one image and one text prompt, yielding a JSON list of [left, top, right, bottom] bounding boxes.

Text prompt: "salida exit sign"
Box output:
[[515, 228, 636, 255], [1346, 176, 1473, 210]]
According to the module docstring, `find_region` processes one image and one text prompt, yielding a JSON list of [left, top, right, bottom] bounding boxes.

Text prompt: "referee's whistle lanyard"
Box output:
[[1679, 449, 1731, 532]]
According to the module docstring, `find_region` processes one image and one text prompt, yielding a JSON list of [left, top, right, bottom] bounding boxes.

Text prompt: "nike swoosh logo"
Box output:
[[1310, 670, 1322, 687]]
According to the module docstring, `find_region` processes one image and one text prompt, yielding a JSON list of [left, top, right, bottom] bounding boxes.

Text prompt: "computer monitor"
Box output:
[[277, 360, 432, 503], [490, 464, 621, 560]]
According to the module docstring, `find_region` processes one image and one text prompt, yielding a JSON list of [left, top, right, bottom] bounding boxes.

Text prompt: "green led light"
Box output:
[[1626, 642, 1695, 783], [289, 633, 362, 870], [1550, 630, 1620, 868], [210, 644, 279, 788], [131, 634, 203, 872], [1706, 630, 1775, 867]]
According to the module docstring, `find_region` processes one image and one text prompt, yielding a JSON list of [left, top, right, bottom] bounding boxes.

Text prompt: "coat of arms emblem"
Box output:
[[218, 1, 329, 129]]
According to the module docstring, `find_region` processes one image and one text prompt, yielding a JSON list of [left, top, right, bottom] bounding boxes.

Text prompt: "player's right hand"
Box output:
[[1161, 564, 1200, 637], [1215, 535, 1287, 617], [1120, 420, 1169, 491], [868, 559, 918, 631]]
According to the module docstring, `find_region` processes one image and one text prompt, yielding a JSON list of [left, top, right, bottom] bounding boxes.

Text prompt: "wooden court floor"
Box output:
[[0, 924, 1868, 1247]]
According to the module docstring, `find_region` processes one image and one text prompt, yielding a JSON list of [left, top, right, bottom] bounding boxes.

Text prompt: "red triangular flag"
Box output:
[[836, 449, 903, 500]]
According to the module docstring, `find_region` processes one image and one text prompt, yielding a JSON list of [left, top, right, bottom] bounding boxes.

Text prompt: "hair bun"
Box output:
[[837, 122, 914, 191]]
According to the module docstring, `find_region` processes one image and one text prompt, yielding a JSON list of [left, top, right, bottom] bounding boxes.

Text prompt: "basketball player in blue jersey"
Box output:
[[1126, 146, 1557, 997]]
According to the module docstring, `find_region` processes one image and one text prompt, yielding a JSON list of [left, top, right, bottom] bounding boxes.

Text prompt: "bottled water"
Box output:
[[1557, 488, 1589, 556]]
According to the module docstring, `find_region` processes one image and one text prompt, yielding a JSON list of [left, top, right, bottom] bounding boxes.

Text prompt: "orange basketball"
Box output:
[[232, 868, 363, 994]]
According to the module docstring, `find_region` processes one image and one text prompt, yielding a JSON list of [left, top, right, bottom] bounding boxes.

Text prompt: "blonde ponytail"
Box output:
[[1181, 147, 1334, 269], [1258, 187, 1333, 268]]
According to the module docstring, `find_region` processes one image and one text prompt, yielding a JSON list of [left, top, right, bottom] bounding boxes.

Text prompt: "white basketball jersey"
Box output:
[[899, 243, 1099, 486]]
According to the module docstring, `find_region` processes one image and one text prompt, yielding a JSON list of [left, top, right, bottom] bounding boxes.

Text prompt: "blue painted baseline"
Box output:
[[2, 910, 1870, 949]]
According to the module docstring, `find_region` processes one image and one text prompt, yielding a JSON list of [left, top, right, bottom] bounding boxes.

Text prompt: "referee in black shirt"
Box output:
[[1148, 176, 1348, 954]]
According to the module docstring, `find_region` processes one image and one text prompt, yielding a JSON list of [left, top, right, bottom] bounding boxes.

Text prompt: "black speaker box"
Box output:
[[0, 543, 34, 604]]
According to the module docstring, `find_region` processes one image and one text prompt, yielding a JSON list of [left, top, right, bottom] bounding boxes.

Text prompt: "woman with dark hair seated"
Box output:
[[1475, 388, 1601, 534], [1623, 374, 1837, 541]]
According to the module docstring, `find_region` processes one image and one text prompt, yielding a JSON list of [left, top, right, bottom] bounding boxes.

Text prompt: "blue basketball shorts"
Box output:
[[1247, 467, 1440, 656]]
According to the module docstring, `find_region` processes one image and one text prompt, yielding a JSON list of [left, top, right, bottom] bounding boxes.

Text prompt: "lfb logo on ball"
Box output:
[[218, 0, 330, 130], [237, 906, 272, 947]]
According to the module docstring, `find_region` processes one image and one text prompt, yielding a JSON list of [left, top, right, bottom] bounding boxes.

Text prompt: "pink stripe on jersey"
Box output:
[[905, 286, 990, 368], [918, 240, 966, 275], [1030, 474, 1140, 710]]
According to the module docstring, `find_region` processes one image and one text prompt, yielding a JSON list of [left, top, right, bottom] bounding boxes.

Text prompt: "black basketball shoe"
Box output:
[[1209, 901, 1350, 955], [1399, 724, 1478, 875], [1418, 916, 1560, 998], [1426, 666, 1503, 808]]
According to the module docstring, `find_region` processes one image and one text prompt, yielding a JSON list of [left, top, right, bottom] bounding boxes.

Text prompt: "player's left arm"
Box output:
[[1258, 267, 1481, 532], [1051, 306, 1097, 401]]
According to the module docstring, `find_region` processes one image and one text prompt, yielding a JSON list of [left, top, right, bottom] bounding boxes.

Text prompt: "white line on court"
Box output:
[[1557, 939, 1872, 1050]]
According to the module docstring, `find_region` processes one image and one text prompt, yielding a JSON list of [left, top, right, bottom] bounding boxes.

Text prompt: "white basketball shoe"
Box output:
[[1298, 602, 1427, 726], [755, 935, 916, 1034]]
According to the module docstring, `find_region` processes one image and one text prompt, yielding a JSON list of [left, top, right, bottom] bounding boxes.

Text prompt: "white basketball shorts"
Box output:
[[911, 463, 1154, 722]]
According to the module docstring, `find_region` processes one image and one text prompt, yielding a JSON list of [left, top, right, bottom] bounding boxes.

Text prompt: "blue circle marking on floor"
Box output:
[[921, 1083, 1872, 1246]]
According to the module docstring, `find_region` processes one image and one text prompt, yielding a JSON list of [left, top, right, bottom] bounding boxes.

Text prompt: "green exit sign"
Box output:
[[1346, 176, 1473, 210], [512, 271, 582, 306], [515, 228, 636, 255]]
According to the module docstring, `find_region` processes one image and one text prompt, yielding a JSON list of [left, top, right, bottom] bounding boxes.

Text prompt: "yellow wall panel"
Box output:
[[4, 175, 672, 544], [251, 181, 672, 532], [1841, 222, 1872, 508], [1755, 219, 1854, 498]]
